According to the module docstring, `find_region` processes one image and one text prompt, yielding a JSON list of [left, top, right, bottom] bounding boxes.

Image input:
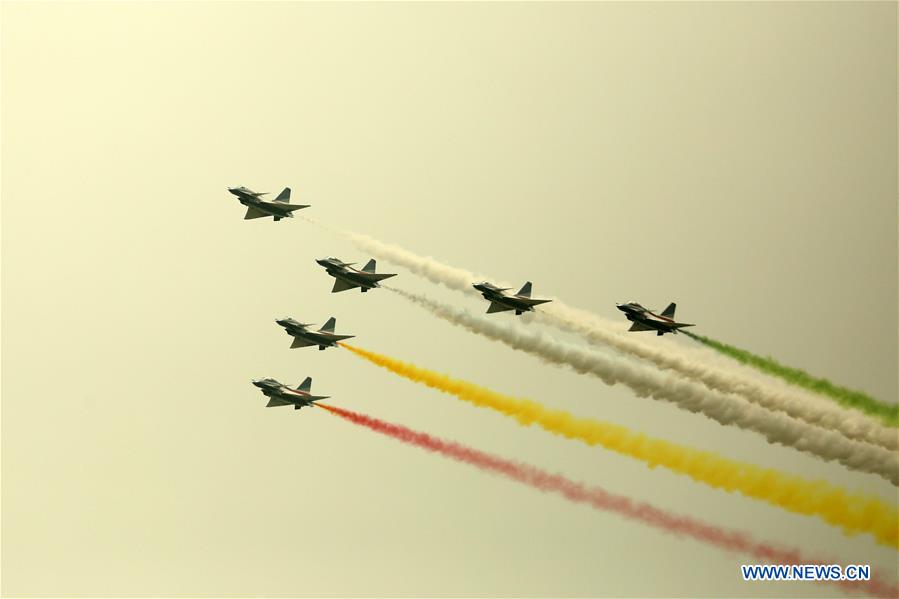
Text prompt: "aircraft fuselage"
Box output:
[[252, 378, 328, 409], [228, 186, 307, 220], [616, 302, 692, 336], [276, 318, 354, 350], [316, 258, 396, 292], [473, 281, 551, 315], [477, 290, 536, 313], [328, 268, 381, 289]]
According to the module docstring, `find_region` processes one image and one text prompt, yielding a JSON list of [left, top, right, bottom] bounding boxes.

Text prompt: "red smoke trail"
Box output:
[[319, 403, 897, 598]]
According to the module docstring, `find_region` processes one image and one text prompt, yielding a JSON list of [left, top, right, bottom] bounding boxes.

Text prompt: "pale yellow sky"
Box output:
[[2, 2, 897, 597]]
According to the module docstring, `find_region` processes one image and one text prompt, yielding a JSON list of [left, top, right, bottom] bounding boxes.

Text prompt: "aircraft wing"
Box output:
[[261, 201, 310, 212], [487, 301, 514, 313], [292, 396, 329, 409], [327, 334, 355, 342], [244, 206, 270, 219], [517, 297, 552, 307], [628, 321, 654, 332], [332, 278, 359, 293], [290, 337, 317, 348], [266, 397, 293, 407]]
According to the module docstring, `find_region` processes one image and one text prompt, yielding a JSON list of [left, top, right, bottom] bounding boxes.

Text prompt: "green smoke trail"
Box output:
[[682, 331, 899, 427]]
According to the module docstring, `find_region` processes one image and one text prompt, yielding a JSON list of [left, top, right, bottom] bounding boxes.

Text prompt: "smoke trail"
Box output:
[[386, 289, 899, 485], [344, 231, 896, 449], [320, 403, 898, 598], [336, 342, 899, 548], [532, 308, 898, 452], [344, 231, 486, 295], [683, 331, 899, 428]]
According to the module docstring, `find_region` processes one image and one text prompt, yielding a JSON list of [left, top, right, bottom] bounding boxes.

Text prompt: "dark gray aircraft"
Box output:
[[616, 302, 694, 336], [228, 186, 309, 220], [316, 257, 396, 292], [276, 316, 355, 350], [473, 281, 552, 315], [252, 377, 329, 409]]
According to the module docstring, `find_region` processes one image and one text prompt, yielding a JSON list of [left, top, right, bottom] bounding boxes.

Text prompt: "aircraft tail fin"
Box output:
[[361, 259, 377, 273], [319, 317, 336, 333], [297, 377, 312, 393], [660, 303, 676, 318], [516, 281, 533, 298], [274, 187, 291, 203]]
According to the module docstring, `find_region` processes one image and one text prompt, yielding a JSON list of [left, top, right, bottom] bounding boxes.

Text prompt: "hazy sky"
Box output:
[[2, 2, 897, 597]]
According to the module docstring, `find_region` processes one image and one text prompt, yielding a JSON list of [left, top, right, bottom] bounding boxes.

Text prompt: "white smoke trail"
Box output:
[[387, 287, 899, 485], [532, 307, 899, 453], [345, 231, 487, 295], [344, 230, 898, 452]]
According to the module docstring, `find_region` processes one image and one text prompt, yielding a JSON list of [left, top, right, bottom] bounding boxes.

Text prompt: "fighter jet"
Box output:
[[227, 186, 309, 221], [616, 301, 695, 336], [276, 316, 355, 350], [473, 281, 552, 315], [316, 257, 396, 293], [252, 377, 329, 409]]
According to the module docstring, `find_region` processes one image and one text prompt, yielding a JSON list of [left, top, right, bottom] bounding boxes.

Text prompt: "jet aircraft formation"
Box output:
[[227, 185, 695, 410]]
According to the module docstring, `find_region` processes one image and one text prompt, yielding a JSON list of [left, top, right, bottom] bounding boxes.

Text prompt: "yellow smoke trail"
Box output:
[[339, 342, 899, 549]]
